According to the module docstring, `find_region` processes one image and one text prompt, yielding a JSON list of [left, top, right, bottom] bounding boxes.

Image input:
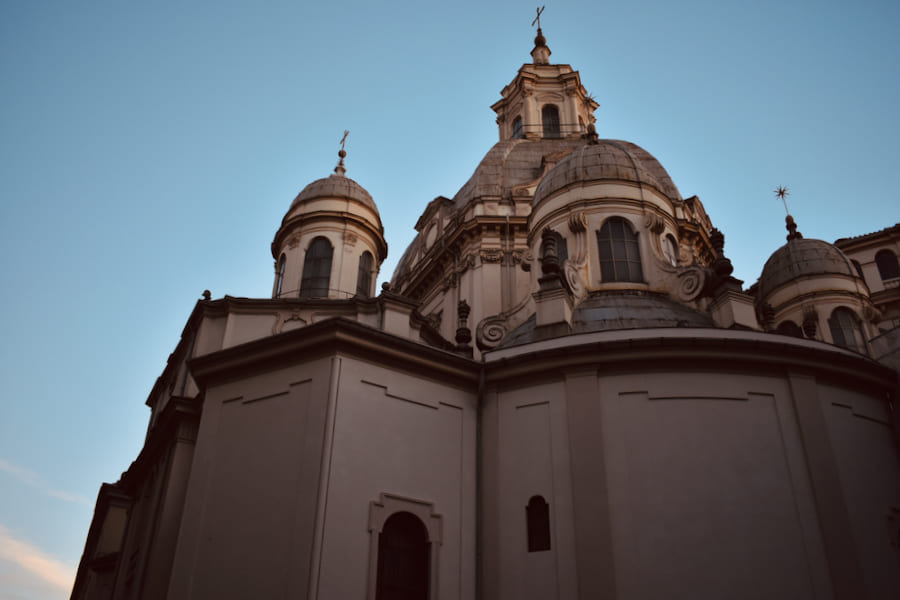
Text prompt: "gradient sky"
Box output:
[[1, 1, 898, 597]]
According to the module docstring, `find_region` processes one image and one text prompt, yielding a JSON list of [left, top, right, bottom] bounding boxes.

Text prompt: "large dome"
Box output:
[[757, 237, 858, 301], [288, 173, 378, 214], [452, 138, 586, 208], [533, 139, 682, 205]]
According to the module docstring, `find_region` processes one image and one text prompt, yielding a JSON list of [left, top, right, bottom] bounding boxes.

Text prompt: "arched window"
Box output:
[[300, 237, 332, 298], [542, 105, 560, 138], [357, 251, 374, 298], [875, 249, 900, 280], [273, 254, 286, 297], [828, 307, 865, 353], [597, 218, 643, 282], [776, 320, 803, 338], [376, 512, 430, 600], [512, 116, 523, 139], [526, 495, 551, 552]]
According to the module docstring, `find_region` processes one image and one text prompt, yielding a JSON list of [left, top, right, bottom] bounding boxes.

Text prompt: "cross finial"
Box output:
[[335, 130, 349, 176], [532, 6, 545, 29], [774, 185, 790, 215]]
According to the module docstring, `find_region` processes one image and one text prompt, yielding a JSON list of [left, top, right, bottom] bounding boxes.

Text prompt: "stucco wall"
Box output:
[[820, 384, 900, 597], [596, 372, 828, 600], [482, 367, 900, 599], [167, 357, 333, 599], [316, 356, 477, 600]]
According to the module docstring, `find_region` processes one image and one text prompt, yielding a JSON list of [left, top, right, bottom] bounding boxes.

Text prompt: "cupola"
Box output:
[[491, 26, 598, 142], [271, 138, 388, 300], [757, 215, 873, 353]]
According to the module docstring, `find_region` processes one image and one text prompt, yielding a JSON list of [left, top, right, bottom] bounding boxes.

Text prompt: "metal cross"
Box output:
[[774, 185, 790, 215], [532, 6, 545, 29], [339, 130, 349, 151]]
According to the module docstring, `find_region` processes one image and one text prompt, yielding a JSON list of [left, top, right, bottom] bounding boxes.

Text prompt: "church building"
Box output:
[[72, 25, 900, 600]]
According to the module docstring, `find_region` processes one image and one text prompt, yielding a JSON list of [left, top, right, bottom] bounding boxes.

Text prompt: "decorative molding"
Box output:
[[568, 212, 587, 234], [863, 303, 881, 322], [676, 267, 706, 302], [361, 379, 439, 410], [273, 310, 307, 334], [480, 249, 503, 263], [442, 271, 458, 291], [512, 249, 533, 271], [476, 316, 508, 351], [424, 310, 442, 331], [645, 214, 665, 234], [802, 307, 819, 339], [565, 261, 587, 302]]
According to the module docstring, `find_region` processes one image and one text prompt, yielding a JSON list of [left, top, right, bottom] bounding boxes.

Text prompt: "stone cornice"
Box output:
[[834, 223, 900, 251], [70, 483, 133, 599], [121, 396, 202, 493], [188, 316, 479, 389], [145, 295, 384, 408], [484, 328, 896, 392]]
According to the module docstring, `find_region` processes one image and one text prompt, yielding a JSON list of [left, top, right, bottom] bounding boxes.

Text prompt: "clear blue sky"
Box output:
[[1, 1, 898, 597]]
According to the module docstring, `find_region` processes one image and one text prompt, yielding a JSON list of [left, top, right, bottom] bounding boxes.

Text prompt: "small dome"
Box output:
[[757, 238, 858, 301], [289, 173, 378, 214], [533, 140, 682, 206]]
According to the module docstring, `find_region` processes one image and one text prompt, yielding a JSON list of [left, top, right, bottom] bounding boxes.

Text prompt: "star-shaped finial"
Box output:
[[774, 185, 790, 215]]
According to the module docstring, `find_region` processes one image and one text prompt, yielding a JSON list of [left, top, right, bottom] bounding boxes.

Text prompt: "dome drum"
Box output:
[[528, 209, 691, 301], [273, 210, 387, 261]]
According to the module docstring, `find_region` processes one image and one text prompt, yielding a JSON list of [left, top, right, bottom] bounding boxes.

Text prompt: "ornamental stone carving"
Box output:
[[273, 310, 307, 334], [802, 308, 818, 339], [480, 249, 504, 263], [864, 304, 881, 322], [476, 315, 507, 351], [675, 267, 706, 302], [442, 271, 458, 291], [645, 214, 665, 235], [564, 262, 587, 302], [568, 212, 587, 233], [424, 311, 442, 331]]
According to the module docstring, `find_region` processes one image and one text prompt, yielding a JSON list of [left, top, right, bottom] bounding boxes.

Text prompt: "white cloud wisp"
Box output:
[[0, 524, 76, 594], [0, 457, 92, 506]]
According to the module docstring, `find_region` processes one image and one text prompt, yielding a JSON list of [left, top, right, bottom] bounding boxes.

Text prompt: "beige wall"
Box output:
[[166, 350, 477, 600], [597, 372, 827, 600], [820, 384, 900, 597], [315, 356, 477, 599], [167, 358, 332, 599], [484, 356, 900, 600]]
